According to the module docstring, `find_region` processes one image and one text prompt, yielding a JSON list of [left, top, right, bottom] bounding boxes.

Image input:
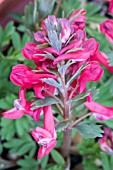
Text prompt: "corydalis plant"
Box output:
[[2, 9, 113, 168]]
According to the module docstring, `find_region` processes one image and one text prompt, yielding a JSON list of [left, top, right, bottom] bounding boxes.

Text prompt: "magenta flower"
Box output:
[[69, 9, 86, 31], [78, 61, 103, 93], [31, 106, 56, 159], [98, 127, 113, 154], [53, 38, 99, 64], [10, 64, 57, 88], [85, 101, 113, 120], [34, 31, 47, 44], [108, 0, 113, 14], [2, 88, 42, 121], [100, 19, 113, 44], [22, 43, 41, 60], [93, 51, 113, 73], [33, 82, 55, 99]]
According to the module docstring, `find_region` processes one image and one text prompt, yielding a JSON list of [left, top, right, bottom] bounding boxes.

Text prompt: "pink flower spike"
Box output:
[[85, 101, 113, 120]]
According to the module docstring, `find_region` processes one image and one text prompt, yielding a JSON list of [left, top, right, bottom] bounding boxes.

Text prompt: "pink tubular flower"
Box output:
[[78, 61, 103, 93], [10, 64, 56, 88], [108, 0, 113, 14], [31, 106, 56, 159], [98, 127, 113, 154], [2, 88, 42, 121], [60, 18, 71, 43], [93, 51, 113, 73], [85, 101, 113, 120], [34, 31, 47, 44], [54, 38, 99, 64], [69, 9, 86, 31], [100, 19, 113, 44]]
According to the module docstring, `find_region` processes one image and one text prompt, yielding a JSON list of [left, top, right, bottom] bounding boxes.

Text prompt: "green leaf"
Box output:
[[75, 121, 103, 138], [0, 118, 16, 140], [18, 142, 35, 156], [21, 33, 30, 48], [51, 149, 65, 165], [39, 0, 56, 17], [31, 96, 59, 110], [58, 60, 75, 76], [102, 120, 113, 129], [85, 3, 101, 16], [0, 26, 4, 45], [35, 52, 55, 60], [48, 30, 62, 52], [9, 13, 23, 23], [4, 22, 15, 39], [12, 31, 21, 50], [15, 119, 25, 136], [0, 94, 17, 110], [83, 158, 99, 170], [66, 64, 87, 87], [17, 156, 38, 169], [101, 153, 111, 170], [42, 78, 62, 88], [0, 144, 3, 155], [56, 120, 70, 132], [38, 155, 49, 169], [70, 91, 89, 102], [108, 52, 113, 66]]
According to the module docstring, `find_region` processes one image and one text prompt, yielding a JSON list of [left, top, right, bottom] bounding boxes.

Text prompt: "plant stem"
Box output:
[[71, 112, 91, 127], [54, 0, 63, 16], [59, 73, 72, 168], [43, 88, 64, 107], [61, 129, 72, 168], [56, 103, 64, 115]]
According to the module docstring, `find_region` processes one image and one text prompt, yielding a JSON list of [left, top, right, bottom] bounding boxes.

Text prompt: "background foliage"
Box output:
[[0, 0, 113, 169]]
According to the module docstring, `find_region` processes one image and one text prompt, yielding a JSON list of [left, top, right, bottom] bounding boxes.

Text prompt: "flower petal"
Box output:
[[93, 51, 113, 73], [85, 101, 113, 120], [38, 139, 56, 159], [2, 108, 24, 119], [100, 19, 113, 44], [78, 61, 103, 93], [54, 51, 90, 64], [44, 106, 55, 137], [34, 31, 46, 43]]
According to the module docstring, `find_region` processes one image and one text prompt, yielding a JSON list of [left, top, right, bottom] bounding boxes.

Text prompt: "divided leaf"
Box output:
[[74, 121, 103, 138], [56, 120, 70, 132], [42, 78, 62, 88], [58, 60, 75, 76], [31, 96, 59, 110], [51, 149, 65, 165]]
